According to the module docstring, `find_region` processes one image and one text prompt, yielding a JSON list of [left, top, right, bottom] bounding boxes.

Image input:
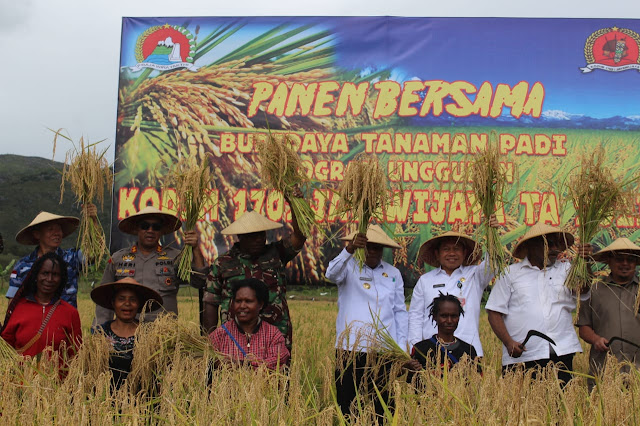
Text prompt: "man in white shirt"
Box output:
[[326, 224, 407, 421], [486, 222, 591, 386], [408, 217, 499, 357]]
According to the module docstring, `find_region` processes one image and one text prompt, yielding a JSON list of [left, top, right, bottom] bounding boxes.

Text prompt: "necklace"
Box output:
[[436, 335, 456, 346]]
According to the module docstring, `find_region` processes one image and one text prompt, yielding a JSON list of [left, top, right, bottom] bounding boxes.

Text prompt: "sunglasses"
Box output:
[[139, 221, 162, 231]]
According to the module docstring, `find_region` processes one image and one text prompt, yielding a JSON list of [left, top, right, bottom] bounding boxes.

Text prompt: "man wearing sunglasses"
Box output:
[[93, 206, 206, 325]]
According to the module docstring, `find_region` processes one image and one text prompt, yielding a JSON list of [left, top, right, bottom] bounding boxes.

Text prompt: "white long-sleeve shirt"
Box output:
[[485, 257, 588, 366], [408, 257, 494, 356], [326, 248, 408, 352]]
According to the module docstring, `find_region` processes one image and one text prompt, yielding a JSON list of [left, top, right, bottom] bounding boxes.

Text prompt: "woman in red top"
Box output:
[[209, 278, 289, 370], [1, 252, 82, 375]]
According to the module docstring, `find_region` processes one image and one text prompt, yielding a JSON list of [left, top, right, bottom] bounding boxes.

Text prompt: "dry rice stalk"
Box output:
[[161, 153, 216, 281], [337, 154, 390, 269], [565, 145, 639, 292], [128, 313, 218, 392], [256, 131, 319, 238], [467, 131, 513, 276], [53, 129, 113, 272]]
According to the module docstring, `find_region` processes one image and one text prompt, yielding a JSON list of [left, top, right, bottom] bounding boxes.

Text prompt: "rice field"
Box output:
[[1, 284, 639, 424]]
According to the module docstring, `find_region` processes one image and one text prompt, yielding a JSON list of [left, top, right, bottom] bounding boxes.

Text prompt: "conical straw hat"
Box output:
[[90, 277, 163, 312], [118, 206, 181, 235], [418, 231, 479, 268], [592, 237, 640, 263], [340, 224, 401, 249], [512, 222, 574, 259], [16, 211, 80, 245], [221, 211, 283, 235]]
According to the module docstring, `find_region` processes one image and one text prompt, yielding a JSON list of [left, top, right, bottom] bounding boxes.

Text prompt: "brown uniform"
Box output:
[[577, 275, 640, 374], [93, 244, 204, 325]]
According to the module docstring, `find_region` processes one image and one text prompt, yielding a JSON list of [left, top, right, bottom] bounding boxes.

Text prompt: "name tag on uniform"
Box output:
[[433, 283, 445, 288], [359, 277, 372, 281]]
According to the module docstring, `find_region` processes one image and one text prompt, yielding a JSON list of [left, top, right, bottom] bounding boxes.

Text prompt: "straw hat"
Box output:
[[418, 231, 479, 268], [118, 206, 181, 235], [90, 277, 163, 312], [340, 224, 401, 249], [512, 222, 574, 259], [16, 211, 80, 245], [592, 238, 640, 263], [221, 211, 283, 235]]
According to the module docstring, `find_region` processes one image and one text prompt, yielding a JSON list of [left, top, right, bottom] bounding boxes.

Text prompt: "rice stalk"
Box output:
[[52, 129, 113, 272], [128, 312, 218, 392], [256, 131, 320, 238], [564, 145, 639, 292], [336, 154, 390, 269], [161, 153, 216, 281], [467, 131, 512, 276]]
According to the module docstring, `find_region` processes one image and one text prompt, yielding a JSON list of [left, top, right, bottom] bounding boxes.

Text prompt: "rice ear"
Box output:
[[53, 129, 113, 272]]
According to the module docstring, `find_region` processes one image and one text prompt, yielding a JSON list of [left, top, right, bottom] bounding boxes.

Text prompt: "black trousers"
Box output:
[[502, 352, 575, 388], [335, 350, 394, 422]]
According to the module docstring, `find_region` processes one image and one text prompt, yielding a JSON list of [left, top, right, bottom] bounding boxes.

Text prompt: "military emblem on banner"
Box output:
[[130, 24, 198, 72], [580, 27, 640, 73]]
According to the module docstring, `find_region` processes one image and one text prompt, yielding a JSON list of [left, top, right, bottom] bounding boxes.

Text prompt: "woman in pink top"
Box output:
[[209, 278, 289, 370]]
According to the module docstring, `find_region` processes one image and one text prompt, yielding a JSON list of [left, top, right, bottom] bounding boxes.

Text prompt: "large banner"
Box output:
[[113, 17, 640, 286]]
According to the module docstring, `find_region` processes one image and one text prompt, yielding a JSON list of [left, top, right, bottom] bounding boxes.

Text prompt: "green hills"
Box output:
[[0, 154, 113, 263]]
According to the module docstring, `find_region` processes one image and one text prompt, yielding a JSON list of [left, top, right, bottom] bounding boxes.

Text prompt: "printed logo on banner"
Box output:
[[130, 24, 198, 72], [581, 27, 640, 73]]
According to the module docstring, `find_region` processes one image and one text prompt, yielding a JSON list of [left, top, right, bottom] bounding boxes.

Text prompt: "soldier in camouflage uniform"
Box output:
[[202, 192, 306, 352]]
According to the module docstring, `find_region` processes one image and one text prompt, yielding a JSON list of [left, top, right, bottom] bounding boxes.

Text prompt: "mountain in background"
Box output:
[[408, 109, 640, 130], [0, 155, 112, 262]]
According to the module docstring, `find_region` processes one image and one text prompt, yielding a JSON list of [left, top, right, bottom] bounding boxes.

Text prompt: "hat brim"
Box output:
[[91, 282, 164, 312], [340, 230, 401, 249], [16, 217, 80, 246], [592, 249, 640, 263], [512, 231, 574, 259], [221, 211, 283, 235], [418, 233, 479, 268], [118, 213, 181, 235]]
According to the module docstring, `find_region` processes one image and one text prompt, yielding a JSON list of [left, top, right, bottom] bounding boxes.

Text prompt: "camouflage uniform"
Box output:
[[205, 240, 300, 351]]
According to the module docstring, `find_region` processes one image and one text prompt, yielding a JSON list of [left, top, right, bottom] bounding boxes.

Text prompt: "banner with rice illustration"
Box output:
[[113, 17, 640, 286]]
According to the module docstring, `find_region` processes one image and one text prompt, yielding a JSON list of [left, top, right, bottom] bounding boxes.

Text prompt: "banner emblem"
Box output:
[[581, 27, 640, 73], [131, 24, 198, 72]]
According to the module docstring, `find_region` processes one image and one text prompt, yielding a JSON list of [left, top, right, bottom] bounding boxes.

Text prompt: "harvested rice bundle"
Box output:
[[256, 132, 318, 238], [337, 154, 389, 269], [468, 132, 512, 276], [565, 146, 638, 291], [163, 154, 216, 281], [129, 313, 217, 391], [53, 129, 112, 271]]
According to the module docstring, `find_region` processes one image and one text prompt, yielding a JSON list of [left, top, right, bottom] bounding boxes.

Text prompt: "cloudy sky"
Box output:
[[1, 0, 638, 163]]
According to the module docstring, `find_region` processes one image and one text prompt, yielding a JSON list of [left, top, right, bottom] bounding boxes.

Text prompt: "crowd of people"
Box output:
[[2, 192, 640, 420]]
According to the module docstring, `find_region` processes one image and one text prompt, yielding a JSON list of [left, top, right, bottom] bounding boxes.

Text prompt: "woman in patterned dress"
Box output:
[[90, 277, 163, 389]]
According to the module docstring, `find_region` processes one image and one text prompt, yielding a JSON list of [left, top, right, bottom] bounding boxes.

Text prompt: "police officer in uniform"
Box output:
[[93, 206, 206, 325]]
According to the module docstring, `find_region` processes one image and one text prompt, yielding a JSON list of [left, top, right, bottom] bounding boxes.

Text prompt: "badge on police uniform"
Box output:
[[363, 283, 371, 289], [382, 272, 388, 277], [123, 254, 135, 261]]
